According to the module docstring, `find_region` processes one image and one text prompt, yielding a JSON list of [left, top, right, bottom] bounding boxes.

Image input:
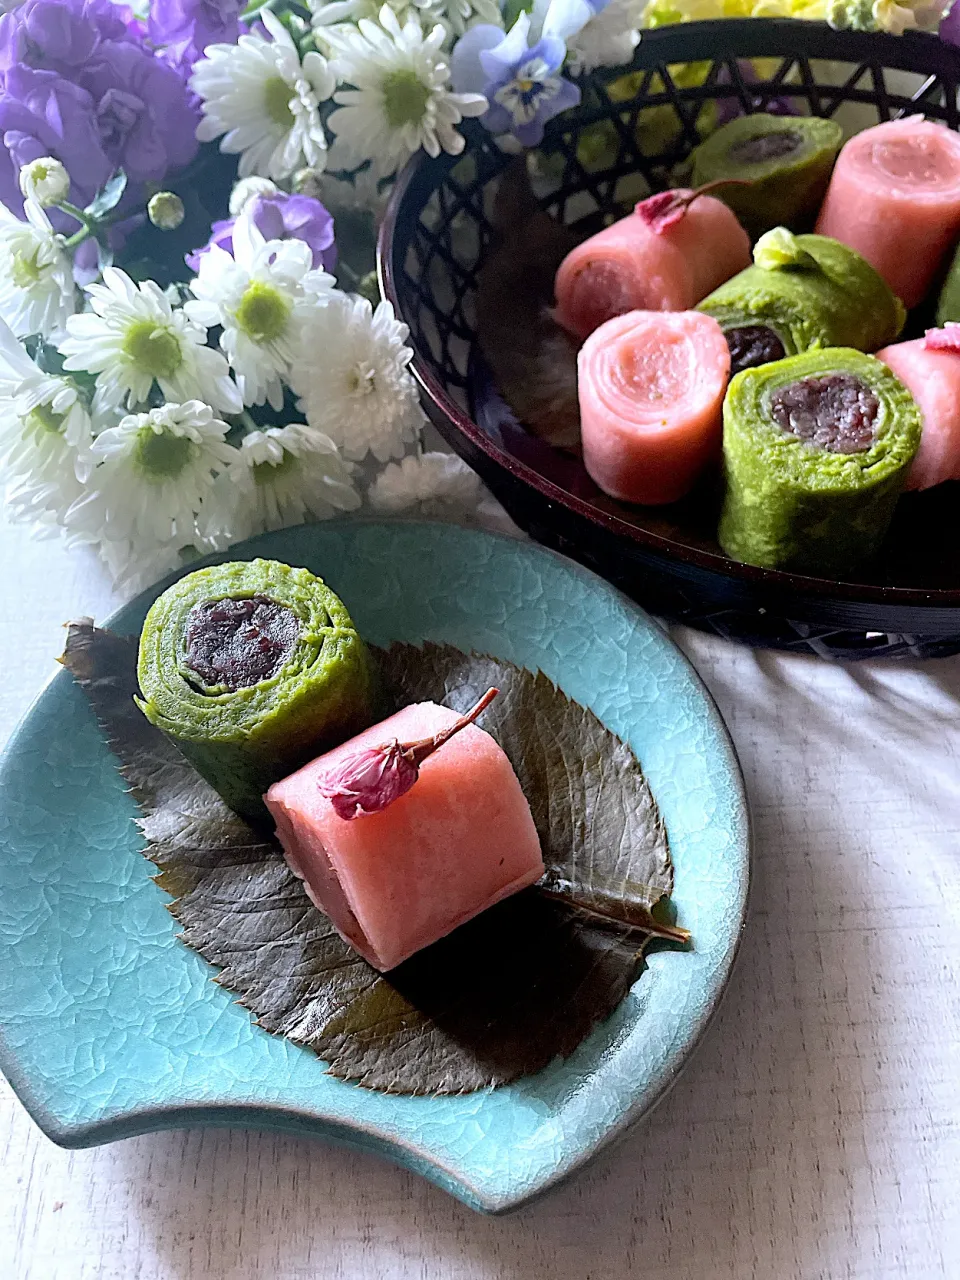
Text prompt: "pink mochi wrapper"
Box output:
[[264, 702, 545, 972], [876, 337, 960, 491]]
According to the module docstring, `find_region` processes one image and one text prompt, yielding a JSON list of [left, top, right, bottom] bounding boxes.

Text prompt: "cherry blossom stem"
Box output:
[[673, 177, 754, 213], [401, 688, 499, 767]]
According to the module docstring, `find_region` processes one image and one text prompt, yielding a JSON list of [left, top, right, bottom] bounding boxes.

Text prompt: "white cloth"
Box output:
[[1, 513, 958, 1279]]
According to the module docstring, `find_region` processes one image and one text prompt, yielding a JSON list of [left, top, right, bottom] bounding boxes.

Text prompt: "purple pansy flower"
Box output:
[[451, 14, 580, 148], [149, 0, 242, 74], [186, 193, 337, 273], [185, 215, 234, 270]]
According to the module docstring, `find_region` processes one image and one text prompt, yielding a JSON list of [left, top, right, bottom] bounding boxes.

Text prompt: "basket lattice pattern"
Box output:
[[385, 22, 960, 660]]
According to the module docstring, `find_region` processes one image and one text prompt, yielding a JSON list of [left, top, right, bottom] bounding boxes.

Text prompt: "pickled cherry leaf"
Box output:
[[924, 324, 960, 354], [63, 625, 676, 1095], [635, 190, 688, 233]]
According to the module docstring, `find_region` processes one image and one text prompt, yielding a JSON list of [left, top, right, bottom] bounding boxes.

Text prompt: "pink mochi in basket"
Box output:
[[264, 699, 544, 972]]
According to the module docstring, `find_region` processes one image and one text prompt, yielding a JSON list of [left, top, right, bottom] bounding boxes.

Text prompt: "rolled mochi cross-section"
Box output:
[[719, 349, 921, 575], [265, 701, 545, 972], [554, 191, 751, 341], [578, 309, 730, 505], [690, 113, 844, 238], [698, 229, 905, 376], [876, 332, 960, 490], [816, 117, 960, 309], [137, 559, 375, 825]]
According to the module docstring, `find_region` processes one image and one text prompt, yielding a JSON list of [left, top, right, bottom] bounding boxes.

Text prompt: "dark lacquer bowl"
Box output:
[[379, 20, 960, 660]]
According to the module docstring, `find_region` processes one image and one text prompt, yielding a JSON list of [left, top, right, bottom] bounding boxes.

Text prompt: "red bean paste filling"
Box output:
[[729, 130, 802, 165], [183, 595, 301, 691], [726, 325, 786, 374], [768, 373, 880, 453]]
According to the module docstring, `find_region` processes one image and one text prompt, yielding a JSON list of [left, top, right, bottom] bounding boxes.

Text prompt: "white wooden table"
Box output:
[[2, 512, 959, 1280]]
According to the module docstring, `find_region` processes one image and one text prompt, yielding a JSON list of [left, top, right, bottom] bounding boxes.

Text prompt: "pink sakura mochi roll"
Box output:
[[553, 192, 752, 341], [264, 701, 544, 972], [876, 333, 960, 490], [816, 118, 960, 310]]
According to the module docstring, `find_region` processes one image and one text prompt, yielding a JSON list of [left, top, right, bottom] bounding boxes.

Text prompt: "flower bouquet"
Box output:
[[0, 0, 953, 588]]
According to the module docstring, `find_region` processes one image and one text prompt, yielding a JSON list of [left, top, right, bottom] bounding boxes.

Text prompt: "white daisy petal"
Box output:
[[565, 0, 644, 75], [0, 201, 75, 342], [191, 22, 336, 182], [366, 450, 482, 515], [289, 292, 425, 462], [199, 422, 360, 547], [325, 5, 487, 176], [186, 223, 336, 410], [0, 318, 94, 527], [59, 268, 241, 416], [64, 401, 238, 584]]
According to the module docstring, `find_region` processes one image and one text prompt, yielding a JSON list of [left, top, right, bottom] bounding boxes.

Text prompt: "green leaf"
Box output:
[[62, 625, 679, 1095], [85, 170, 128, 220]]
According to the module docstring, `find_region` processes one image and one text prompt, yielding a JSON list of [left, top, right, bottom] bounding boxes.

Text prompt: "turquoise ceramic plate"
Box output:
[[0, 521, 749, 1213]]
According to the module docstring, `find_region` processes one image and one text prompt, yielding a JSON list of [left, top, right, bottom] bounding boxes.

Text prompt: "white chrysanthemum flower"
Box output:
[[60, 268, 241, 418], [311, 162, 392, 215], [289, 291, 424, 461], [312, 0, 443, 32], [441, 0, 503, 37], [0, 200, 75, 341], [200, 423, 361, 547], [312, 0, 501, 41], [191, 10, 336, 181], [325, 6, 487, 176], [64, 401, 237, 558], [96, 536, 187, 593], [18, 157, 70, 209], [565, 0, 644, 74], [229, 176, 280, 217], [0, 319, 93, 527], [367, 450, 482, 515], [185, 216, 336, 410]]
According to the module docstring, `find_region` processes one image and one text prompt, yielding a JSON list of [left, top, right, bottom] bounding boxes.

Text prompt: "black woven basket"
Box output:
[[379, 20, 960, 660]]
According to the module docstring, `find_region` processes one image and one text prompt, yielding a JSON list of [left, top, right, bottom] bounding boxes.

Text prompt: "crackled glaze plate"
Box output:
[[0, 521, 749, 1212]]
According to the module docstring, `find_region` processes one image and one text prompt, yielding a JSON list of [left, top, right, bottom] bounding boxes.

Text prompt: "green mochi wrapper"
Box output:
[[718, 349, 921, 576], [936, 240, 960, 326], [136, 559, 375, 824], [698, 233, 905, 359], [690, 113, 844, 237]]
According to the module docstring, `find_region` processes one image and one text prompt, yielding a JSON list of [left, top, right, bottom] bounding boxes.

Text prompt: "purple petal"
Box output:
[[450, 22, 505, 95]]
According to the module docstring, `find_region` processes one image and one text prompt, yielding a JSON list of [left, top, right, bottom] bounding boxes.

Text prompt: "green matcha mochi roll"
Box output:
[[936, 240, 960, 325], [690, 114, 843, 237], [699, 228, 905, 376], [137, 559, 375, 823], [719, 349, 921, 576]]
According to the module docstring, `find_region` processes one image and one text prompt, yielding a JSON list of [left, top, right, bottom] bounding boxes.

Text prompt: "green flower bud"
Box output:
[[147, 192, 185, 231]]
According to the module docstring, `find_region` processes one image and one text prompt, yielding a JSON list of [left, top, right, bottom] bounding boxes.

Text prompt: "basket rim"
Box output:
[[378, 19, 960, 613]]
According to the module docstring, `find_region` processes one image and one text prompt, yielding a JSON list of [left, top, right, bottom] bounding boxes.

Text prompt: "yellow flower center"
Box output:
[[132, 428, 193, 480], [122, 321, 183, 380], [235, 281, 292, 343], [11, 250, 43, 288], [381, 69, 431, 129], [263, 76, 295, 129], [253, 453, 295, 484], [22, 403, 65, 441], [347, 363, 376, 395]]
